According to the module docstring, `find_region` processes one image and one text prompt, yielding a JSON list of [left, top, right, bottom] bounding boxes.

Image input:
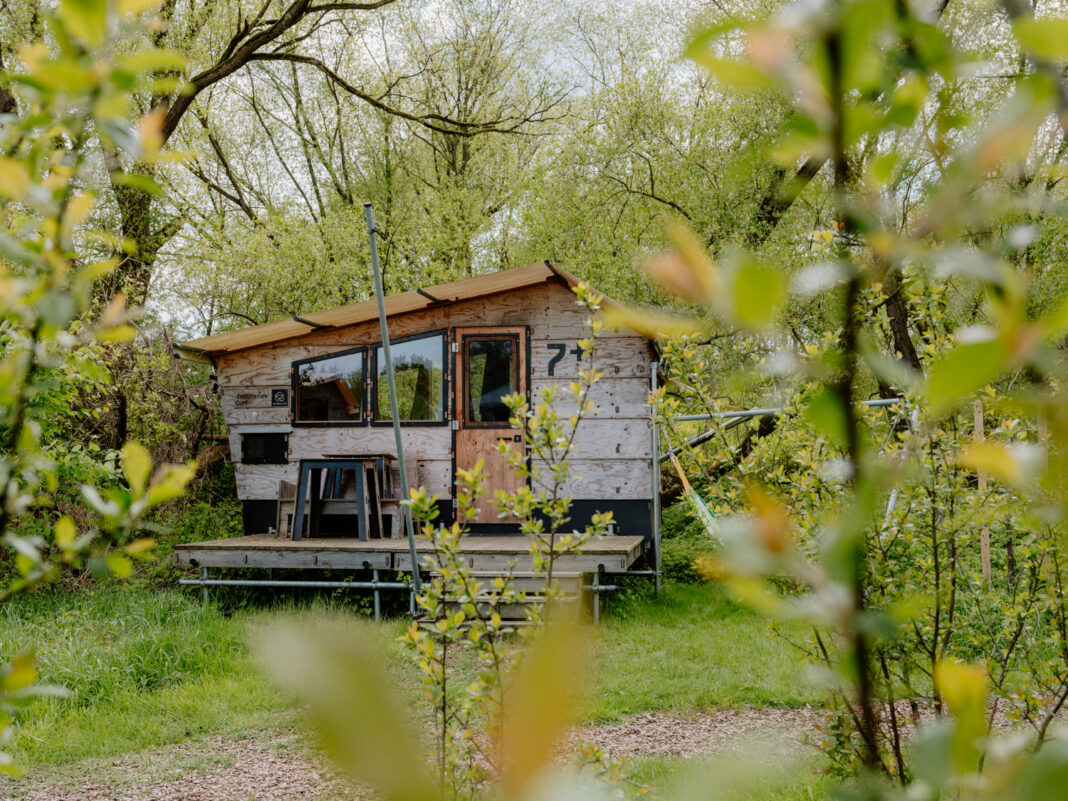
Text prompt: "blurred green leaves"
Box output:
[[638, 0, 1068, 793], [260, 620, 437, 801], [0, 0, 193, 772], [1013, 17, 1068, 61], [923, 339, 1007, 417]]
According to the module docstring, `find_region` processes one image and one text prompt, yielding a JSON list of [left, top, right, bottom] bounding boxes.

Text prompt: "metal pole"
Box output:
[[669, 397, 903, 423], [661, 397, 907, 462], [201, 567, 209, 603], [592, 569, 600, 624], [373, 568, 382, 621], [178, 578, 408, 590], [650, 361, 661, 597], [364, 203, 421, 596]]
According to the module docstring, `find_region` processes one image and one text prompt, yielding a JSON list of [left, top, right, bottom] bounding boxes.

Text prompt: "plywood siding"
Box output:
[[287, 427, 451, 461], [528, 458, 651, 500], [529, 378, 650, 418], [529, 338, 651, 380], [219, 279, 654, 504], [234, 463, 299, 500]]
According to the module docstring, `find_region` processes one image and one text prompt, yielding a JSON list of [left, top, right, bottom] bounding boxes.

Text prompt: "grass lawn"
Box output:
[[0, 579, 824, 789], [627, 754, 833, 801], [588, 582, 820, 721]]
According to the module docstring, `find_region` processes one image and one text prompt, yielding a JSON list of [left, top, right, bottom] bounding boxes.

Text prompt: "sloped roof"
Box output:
[[178, 262, 589, 358]]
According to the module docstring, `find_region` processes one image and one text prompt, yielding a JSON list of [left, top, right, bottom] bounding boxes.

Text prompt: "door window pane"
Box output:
[[295, 350, 365, 422], [375, 334, 445, 422], [466, 338, 516, 424]]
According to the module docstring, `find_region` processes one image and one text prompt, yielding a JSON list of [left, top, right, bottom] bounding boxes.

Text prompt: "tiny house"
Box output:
[[173, 264, 656, 599], [179, 262, 656, 540]]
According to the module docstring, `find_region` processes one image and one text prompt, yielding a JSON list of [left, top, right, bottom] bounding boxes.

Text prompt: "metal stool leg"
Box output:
[[354, 465, 367, 542], [309, 467, 323, 536], [292, 463, 310, 542]]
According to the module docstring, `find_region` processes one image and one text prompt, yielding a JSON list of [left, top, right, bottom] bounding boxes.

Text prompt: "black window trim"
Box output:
[[370, 328, 450, 428], [291, 345, 369, 427]]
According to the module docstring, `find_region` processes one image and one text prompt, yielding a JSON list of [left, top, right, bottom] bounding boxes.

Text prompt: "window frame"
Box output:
[[291, 345, 369, 427], [370, 328, 450, 427], [461, 332, 521, 428]]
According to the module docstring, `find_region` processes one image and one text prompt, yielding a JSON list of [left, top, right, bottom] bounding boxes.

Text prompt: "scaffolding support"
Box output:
[[364, 202, 421, 598], [650, 361, 661, 596]]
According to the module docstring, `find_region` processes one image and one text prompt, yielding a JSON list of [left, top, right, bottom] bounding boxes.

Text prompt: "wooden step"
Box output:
[[429, 570, 585, 594], [429, 570, 591, 620]]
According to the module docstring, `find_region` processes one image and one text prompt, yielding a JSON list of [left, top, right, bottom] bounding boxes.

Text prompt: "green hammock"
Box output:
[[668, 452, 720, 539]]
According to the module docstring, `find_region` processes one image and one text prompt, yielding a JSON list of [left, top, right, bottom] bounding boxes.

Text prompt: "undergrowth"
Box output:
[[0, 579, 815, 775]]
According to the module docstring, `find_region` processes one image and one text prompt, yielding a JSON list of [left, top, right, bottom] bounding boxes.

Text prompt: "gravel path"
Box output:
[[0, 732, 354, 801], [0, 708, 824, 801], [581, 707, 825, 759]]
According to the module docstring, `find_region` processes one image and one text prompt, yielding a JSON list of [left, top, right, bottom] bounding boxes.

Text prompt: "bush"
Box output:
[[659, 497, 717, 583]]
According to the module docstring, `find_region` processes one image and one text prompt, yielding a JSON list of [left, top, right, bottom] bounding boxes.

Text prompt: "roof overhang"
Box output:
[[175, 262, 601, 359]]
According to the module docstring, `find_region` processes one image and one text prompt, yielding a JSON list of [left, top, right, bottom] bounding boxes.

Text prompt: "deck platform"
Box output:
[[172, 534, 646, 574]]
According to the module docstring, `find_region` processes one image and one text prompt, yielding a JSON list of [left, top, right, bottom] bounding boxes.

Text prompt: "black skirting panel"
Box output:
[[465, 500, 653, 541], [240, 499, 652, 541]]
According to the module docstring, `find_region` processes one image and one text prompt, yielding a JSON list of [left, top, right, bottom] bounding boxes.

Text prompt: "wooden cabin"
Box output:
[[172, 263, 656, 596]]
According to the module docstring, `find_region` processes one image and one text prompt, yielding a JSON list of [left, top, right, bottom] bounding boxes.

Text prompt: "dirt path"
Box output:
[[0, 732, 353, 801], [580, 707, 825, 759], [0, 708, 825, 801]]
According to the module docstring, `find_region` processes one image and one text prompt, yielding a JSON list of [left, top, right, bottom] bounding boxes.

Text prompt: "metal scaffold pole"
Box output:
[[364, 203, 421, 597], [650, 361, 661, 597]]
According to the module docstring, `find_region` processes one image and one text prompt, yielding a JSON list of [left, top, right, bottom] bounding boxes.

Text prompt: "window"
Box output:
[[465, 336, 517, 424], [294, 348, 366, 423], [374, 332, 445, 423], [240, 432, 288, 464]]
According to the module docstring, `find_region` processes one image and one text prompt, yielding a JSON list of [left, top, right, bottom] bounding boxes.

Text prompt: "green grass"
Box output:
[[588, 582, 821, 721], [0, 585, 287, 768], [0, 579, 824, 784], [625, 754, 833, 801], [0, 585, 425, 773]]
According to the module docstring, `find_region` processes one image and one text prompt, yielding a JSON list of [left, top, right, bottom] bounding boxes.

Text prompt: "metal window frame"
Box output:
[[291, 346, 369, 427], [369, 328, 450, 427]]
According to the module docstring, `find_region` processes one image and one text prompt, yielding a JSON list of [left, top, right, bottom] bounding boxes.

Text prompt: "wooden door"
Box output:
[[453, 327, 527, 525]]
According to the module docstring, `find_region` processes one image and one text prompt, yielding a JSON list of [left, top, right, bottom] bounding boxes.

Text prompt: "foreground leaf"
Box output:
[[257, 619, 437, 801]]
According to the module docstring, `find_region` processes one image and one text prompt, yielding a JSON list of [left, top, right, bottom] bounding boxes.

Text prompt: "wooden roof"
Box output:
[[179, 262, 591, 358]]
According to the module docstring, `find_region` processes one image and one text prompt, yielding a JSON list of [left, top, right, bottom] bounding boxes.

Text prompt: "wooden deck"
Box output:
[[172, 534, 646, 573]]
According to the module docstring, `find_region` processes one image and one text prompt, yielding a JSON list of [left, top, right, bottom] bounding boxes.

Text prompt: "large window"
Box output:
[[374, 332, 446, 423], [294, 348, 366, 423]]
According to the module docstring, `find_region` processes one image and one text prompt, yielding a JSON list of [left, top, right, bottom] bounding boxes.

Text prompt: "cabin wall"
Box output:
[[216, 279, 655, 536]]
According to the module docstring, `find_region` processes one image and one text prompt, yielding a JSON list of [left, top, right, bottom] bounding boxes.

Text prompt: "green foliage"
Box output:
[[393, 285, 625, 799], [0, 0, 195, 771], [638, 0, 1068, 797], [495, 284, 617, 592], [659, 500, 717, 584], [402, 465, 528, 799]]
